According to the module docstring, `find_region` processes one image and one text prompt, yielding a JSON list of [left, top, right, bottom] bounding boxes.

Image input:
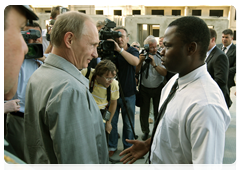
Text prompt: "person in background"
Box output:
[[136, 35, 167, 141], [217, 29, 236, 96], [81, 60, 119, 141], [206, 28, 231, 108], [131, 41, 141, 51], [158, 36, 164, 52], [96, 20, 105, 31], [120, 16, 231, 164], [108, 26, 139, 157], [24, 11, 108, 164]]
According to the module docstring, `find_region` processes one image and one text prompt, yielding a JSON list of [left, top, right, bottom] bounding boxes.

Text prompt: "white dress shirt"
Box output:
[[150, 64, 231, 164]]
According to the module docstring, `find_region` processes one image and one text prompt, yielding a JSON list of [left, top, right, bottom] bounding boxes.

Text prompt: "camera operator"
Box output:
[[136, 35, 167, 141], [81, 60, 119, 140], [97, 20, 105, 31], [108, 26, 139, 157], [5, 21, 44, 162]]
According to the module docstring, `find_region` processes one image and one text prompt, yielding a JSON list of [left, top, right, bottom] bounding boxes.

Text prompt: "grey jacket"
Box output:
[[24, 53, 108, 164]]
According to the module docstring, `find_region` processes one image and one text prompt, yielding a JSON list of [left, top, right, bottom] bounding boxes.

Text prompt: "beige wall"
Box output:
[[124, 16, 228, 45], [34, 5, 235, 45]]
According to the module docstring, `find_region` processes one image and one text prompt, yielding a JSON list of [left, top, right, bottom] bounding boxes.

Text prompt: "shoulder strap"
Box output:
[[85, 67, 91, 79], [107, 85, 111, 102]]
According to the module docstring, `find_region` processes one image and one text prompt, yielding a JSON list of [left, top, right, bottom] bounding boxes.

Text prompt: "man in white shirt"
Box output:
[[206, 28, 231, 108], [119, 16, 231, 164]]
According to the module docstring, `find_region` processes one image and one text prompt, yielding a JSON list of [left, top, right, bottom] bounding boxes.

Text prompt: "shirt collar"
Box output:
[[44, 53, 89, 88], [177, 64, 207, 92], [206, 45, 216, 57], [224, 42, 233, 50]]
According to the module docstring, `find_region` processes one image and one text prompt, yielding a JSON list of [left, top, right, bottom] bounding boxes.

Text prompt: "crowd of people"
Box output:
[[4, 5, 235, 164]]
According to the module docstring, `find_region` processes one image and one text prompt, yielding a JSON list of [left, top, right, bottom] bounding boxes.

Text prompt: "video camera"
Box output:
[[21, 29, 43, 59], [139, 44, 152, 63], [97, 18, 122, 63]]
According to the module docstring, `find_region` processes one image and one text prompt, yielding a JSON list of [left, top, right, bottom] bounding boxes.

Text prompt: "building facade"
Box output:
[[32, 5, 236, 46]]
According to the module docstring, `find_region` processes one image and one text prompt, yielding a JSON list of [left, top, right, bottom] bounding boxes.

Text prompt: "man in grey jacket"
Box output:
[[24, 11, 108, 164]]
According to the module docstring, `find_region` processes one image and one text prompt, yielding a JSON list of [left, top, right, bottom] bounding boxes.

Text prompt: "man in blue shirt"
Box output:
[[108, 26, 139, 157]]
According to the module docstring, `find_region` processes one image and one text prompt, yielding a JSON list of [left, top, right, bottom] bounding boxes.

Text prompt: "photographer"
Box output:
[[5, 22, 44, 162], [136, 35, 167, 141], [81, 60, 119, 138], [108, 26, 139, 157]]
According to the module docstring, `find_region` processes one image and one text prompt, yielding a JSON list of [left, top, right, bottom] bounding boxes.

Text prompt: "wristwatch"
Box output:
[[153, 64, 158, 68]]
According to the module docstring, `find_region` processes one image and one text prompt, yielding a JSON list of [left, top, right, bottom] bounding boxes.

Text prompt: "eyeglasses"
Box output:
[[133, 45, 140, 48], [102, 76, 116, 81]]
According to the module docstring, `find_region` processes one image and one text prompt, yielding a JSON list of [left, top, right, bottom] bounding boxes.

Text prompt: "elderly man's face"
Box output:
[[4, 6, 28, 94], [72, 20, 99, 69]]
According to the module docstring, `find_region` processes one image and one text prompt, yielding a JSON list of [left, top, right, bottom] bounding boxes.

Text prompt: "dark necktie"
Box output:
[[222, 47, 227, 52], [148, 78, 179, 163]]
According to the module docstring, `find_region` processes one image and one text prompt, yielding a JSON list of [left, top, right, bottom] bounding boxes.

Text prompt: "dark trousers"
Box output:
[[139, 83, 164, 134]]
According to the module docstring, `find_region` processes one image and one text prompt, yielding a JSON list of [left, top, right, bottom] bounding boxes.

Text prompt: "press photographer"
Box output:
[[136, 35, 167, 141], [103, 25, 139, 157]]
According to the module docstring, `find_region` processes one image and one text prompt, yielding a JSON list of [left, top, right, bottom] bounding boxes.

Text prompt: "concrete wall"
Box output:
[[35, 13, 229, 46], [125, 15, 229, 45]]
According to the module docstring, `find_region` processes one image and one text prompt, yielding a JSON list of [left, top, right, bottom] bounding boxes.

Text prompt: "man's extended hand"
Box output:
[[119, 139, 150, 164]]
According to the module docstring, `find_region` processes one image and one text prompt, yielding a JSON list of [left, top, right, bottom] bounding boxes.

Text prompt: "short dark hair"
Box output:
[[222, 29, 233, 36], [25, 21, 42, 33], [209, 28, 217, 41], [93, 60, 117, 77], [113, 26, 129, 36], [168, 16, 210, 59]]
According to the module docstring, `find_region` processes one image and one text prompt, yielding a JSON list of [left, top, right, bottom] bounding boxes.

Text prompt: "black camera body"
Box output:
[[21, 29, 43, 59], [98, 19, 122, 63], [100, 109, 111, 121], [140, 44, 152, 63]]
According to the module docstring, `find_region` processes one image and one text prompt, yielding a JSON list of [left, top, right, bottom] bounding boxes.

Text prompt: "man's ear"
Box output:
[[64, 32, 74, 48], [187, 42, 197, 55]]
